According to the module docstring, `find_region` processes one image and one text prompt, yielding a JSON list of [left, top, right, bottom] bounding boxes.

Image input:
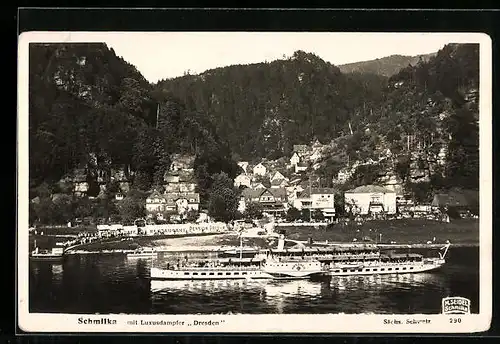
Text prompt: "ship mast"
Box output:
[[309, 175, 312, 222]]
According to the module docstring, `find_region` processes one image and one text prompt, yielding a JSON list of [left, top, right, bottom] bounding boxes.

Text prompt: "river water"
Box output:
[[28, 247, 479, 314]]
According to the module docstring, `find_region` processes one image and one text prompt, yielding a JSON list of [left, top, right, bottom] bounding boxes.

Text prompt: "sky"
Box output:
[[100, 32, 464, 83]]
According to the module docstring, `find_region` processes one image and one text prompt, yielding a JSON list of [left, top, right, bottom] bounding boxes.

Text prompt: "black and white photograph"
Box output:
[[17, 31, 492, 333]]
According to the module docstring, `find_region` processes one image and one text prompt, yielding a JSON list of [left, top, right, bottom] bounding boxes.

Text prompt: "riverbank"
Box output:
[[283, 218, 479, 246], [30, 218, 479, 253]]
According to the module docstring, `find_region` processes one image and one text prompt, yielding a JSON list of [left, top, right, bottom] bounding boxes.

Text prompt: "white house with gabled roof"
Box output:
[[253, 162, 267, 176], [344, 185, 397, 215]]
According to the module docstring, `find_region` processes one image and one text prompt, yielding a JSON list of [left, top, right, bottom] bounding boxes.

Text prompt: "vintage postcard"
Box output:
[[17, 31, 492, 333]]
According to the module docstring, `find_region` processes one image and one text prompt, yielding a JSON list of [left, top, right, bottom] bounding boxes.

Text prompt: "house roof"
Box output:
[[242, 187, 287, 200], [171, 154, 195, 166], [178, 170, 195, 182], [147, 190, 163, 199], [346, 185, 394, 194], [147, 191, 200, 204], [293, 144, 309, 152], [298, 187, 338, 198], [271, 179, 288, 186], [431, 189, 478, 207]]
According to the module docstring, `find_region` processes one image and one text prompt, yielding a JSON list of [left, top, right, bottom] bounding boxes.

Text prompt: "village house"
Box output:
[[431, 189, 479, 213], [293, 187, 337, 222], [285, 184, 304, 205], [271, 178, 289, 189], [335, 168, 353, 184], [240, 187, 288, 217], [253, 162, 267, 176], [294, 162, 308, 174], [145, 190, 200, 220], [109, 166, 132, 194], [289, 152, 301, 167], [169, 154, 195, 172], [234, 173, 252, 188], [270, 171, 287, 183], [72, 168, 89, 197], [163, 170, 197, 193], [344, 185, 397, 215], [252, 182, 267, 189]]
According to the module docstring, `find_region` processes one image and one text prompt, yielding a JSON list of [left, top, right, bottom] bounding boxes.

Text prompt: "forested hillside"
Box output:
[[338, 53, 436, 77], [29, 42, 479, 213], [155, 50, 388, 161], [156, 44, 479, 193], [29, 43, 238, 203]]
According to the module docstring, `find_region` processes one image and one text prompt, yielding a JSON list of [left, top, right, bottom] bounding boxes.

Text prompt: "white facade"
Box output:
[[290, 152, 300, 166], [253, 163, 267, 176], [234, 174, 252, 188], [293, 188, 336, 220], [344, 186, 397, 215], [294, 164, 307, 173]]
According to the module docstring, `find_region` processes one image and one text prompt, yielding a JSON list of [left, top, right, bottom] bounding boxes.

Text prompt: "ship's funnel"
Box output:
[[277, 234, 285, 250]]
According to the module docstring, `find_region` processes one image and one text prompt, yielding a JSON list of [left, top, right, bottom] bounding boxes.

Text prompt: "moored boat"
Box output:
[[126, 247, 157, 259], [30, 247, 65, 261]]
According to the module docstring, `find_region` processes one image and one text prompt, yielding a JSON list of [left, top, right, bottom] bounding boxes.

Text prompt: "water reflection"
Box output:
[[28, 247, 479, 314]]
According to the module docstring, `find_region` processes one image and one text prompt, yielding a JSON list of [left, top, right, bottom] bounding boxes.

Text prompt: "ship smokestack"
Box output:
[[277, 234, 285, 251]]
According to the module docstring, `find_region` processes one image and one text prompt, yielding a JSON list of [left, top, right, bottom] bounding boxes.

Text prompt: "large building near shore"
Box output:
[[344, 185, 397, 215], [145, 190, 200, 220], [240, 187, 288, 217], [293, 187, 337, 222]]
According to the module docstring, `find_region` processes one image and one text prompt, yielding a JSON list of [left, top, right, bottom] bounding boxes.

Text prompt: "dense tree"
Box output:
[[286, 207, 301, 222], [118, 196, 146, 224], [312, 209, 325, 221], [207, 172, 239, 222], [300, 208, 312, 222], [244, 202, 264, 220]]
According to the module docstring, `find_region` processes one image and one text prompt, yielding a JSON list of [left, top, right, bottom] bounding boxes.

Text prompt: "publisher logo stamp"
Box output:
[[441, 297, 471, 314]]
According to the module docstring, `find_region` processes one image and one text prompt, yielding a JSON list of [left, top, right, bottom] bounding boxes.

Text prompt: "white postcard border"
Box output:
[[17, 31, 493, 333]]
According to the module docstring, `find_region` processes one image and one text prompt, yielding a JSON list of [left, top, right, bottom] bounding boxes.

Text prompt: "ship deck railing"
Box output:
[[155, 265, 263, 271]]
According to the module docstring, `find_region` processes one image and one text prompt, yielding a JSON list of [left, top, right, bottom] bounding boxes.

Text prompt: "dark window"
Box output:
[[350, 269, 356, 272], [226, 272, 231, 275], [410, 267, 414, 270], [193, 272, 198, 275], [201, 272, 206, 275], [234, 272, 239, 275], [209, 272, 214, 275], [357, 269, 362, 272], [402, 267, 406, 270], [395, 268, 399, 271], [373, 269, 378, 271], [335, 270, 341, 273], [343, 269, 348, 272], [388, 268, 392, 271], [366, 269, 370, 272], [381, 268, 385, 271], [217, 272, 223, 275], [184, 272, 189, 275], [242, 272, 247, 275]]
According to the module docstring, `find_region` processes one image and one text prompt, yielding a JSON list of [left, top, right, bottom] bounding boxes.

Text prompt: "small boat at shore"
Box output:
[[30, 247, 65, 261], [127, 247, 157, 259]]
